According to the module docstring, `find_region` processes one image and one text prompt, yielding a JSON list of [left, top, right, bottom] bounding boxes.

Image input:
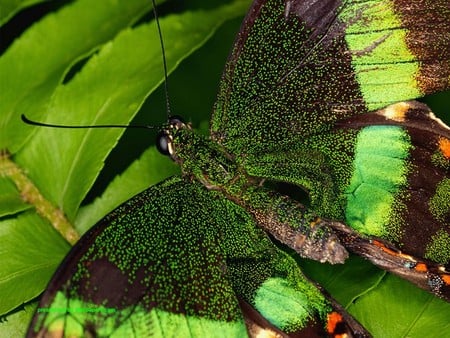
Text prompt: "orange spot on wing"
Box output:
[[439, 137, 450, 159], [414, 263, 428, 272], [372, 239, 384, 247], [327, 312, 343, 334], [442, 274, 450, 286], [373, 240, 397, 256]]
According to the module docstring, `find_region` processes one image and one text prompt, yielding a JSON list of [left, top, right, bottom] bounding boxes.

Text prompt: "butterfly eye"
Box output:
[[156, 130, 172, 156], [168, 115, 186, 129]]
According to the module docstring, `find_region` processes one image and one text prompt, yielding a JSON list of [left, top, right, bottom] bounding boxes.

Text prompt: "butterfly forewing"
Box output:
[[211, 0, 449, 154], [28, 177, 247, 337]]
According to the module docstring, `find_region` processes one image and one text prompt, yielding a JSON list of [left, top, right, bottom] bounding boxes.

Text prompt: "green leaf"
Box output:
[[0, 212, 70, 315], [0, 0, 50, 27], [0, 178, 31, 217], [14, 0, 252, 222], [0, 302, 36, 338], [0, 0, 153, 153], [349, 274, 450, 337], [300, 256, 385, 307], [301, 255, 450, 337]]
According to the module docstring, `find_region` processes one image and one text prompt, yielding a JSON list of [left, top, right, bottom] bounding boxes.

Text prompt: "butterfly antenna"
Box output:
[[21, 114, 155, 130], [151, 0, 172, 119]]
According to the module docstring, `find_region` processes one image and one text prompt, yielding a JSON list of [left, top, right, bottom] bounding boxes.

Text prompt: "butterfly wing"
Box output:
[[211, 1, 449, 255], [210, 0, 449, 155], [209, 0, 450, 302], [27, 176, 370, 337], [27, 177, 247, 337], [333, 101, 449, 259]]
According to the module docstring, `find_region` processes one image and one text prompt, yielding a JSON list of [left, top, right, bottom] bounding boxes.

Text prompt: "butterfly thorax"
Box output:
[[158, 117, 251, 193]]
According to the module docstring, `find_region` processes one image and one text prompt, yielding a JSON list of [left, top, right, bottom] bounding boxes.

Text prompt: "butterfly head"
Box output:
[[156, 116, 191, 162]]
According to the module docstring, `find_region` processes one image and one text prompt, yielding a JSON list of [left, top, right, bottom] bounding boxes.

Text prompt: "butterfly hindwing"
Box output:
[[334, 223, 450, 302], [334, 101, 450, 257]]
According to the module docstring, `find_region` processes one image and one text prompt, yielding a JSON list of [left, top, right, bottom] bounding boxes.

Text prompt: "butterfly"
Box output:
[[0, 0, 448, 337]]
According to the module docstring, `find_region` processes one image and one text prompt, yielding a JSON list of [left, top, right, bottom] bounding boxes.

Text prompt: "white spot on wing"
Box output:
[[377, 102, 410, 122]]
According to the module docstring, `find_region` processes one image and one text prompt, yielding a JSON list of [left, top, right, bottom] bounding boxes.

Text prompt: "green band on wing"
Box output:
[[429, 178, 450, 223], [144, 309, 247, 338], [253, 277, 313, 332], [36, 292, 247, 337], [344, 126, 411, 236], [341, 1, 420, 110], [425, 229, 450, 264]]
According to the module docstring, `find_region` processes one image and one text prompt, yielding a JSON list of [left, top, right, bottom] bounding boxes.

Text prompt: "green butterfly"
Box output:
[[0, 0, 448, 337]]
